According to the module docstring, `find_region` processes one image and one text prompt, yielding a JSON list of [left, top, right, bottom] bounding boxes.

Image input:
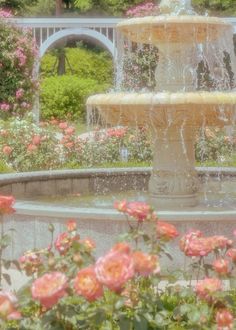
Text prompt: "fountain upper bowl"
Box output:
[[117, 15, 232, 44]]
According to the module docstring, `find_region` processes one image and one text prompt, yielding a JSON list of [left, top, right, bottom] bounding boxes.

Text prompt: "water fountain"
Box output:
[[1, 0, 236, 265], [87, 0, 236, 209]]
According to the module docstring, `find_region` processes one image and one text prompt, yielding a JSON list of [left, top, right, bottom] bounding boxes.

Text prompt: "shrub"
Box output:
[[0, 10, 38, 118], [40, 75, 108, 120], [0, 115, 61, 172], [195, 128, 235, 163], [120, 3, 159, 91], [0, 159, 13, 173], [58, 126, 153, 167], [0, 118, 153, 172], [126, 1, 159, 17], [40, 47, 113, 85]]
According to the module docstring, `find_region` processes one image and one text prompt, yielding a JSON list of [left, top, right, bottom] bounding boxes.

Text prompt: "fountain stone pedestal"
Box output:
[[149, 127, 199, 207], [150, 40, 199, 207]]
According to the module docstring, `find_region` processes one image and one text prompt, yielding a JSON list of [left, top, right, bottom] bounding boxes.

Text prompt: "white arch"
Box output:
[[40, 28, 115, 58]]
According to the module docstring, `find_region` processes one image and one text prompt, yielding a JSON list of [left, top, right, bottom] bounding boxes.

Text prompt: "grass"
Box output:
[[1, 159, 236, 174], [75, 122, 88, 135], [60, 161, 151, 170], [196, 154, 236, 167]]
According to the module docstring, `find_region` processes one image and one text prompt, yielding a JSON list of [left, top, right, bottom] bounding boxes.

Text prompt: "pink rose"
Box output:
[[32, 135, 41, 145], [156, 220, 179, 240], [95, 251, 134, 292], [15, 88, 24, 99], [74, 266, 103, 302], [65, 127, 75, 135], [226, 249, 236, 263], [2, 145, 12, 156], [195, 278, 222, 302], [59, 122, 68, 130], [31, 272, 68, 309], [132, 251, 160, 277], [216, 309, 234, 330], [0, 195, 15, 214], [110, 242, 132, 255], [0, 291, 18, 320], [81, 238, 96, 251], [213, 258, 230, 275], [66, 219, 77, 232], [27, 144, 37, 152], [55, 232, 72, 255]]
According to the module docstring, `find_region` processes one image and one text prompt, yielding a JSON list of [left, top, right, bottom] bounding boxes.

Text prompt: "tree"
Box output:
[[73, 0, 143, 16], [56, 0, 63, 15], [0, 0, 38, 13], [192, 0, 236, 15]]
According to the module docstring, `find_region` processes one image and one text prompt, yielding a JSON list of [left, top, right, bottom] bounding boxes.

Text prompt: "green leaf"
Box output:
[[0, 234, 11, 249], [115, 299, 124, 310], [11, 259, 22, 272], [101, 320, 113, 330], [187, 309, 201, 324], [3, 259, 11, 269], [2, 272, 11, 285], [134, 316, 148, 330], [48, 223, 55, 233], [119, 317, 132, 330], [179, 304, 193, 315], [142, 234, 150, 242]]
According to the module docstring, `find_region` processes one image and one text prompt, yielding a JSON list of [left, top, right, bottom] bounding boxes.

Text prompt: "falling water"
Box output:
[[86, 0, 236, 209]]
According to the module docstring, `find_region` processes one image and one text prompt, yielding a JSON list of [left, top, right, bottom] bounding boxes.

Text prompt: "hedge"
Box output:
[[40, 75, 108, 120]]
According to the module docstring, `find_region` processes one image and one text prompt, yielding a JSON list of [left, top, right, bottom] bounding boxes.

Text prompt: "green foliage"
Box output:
[[0, 115, 61, 171], [0, 159, 13, 173], [74, 0, 93, 12], [122, 45, 159, 91], [0, 0, 38, 12], [40, 47, 113, 120], [40, 75, 107, 120], [24, 0, 55, 16], [40, 47, 113, 84], [3, 0, 236, 16], [192, 0, 236, 15], [97, 0, 141, 16], [195, 128, 234, 163]]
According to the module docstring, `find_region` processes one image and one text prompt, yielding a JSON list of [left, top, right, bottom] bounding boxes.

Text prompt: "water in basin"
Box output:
[[24, 179, 236, 212]]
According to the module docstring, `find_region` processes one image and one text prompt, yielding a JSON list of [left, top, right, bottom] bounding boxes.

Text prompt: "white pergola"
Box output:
[[10, 17, 121, 58], [10, 17, 236, 59]]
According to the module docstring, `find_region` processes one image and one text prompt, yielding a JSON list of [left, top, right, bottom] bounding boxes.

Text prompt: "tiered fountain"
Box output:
[[2, 0, 236, 265], [87, 0, 236, 209]]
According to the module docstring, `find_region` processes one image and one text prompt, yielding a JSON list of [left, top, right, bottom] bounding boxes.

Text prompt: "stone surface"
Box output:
[[56, 179, 72, 195], [3, 202, 236, 274], [11, 183, 25, 198]]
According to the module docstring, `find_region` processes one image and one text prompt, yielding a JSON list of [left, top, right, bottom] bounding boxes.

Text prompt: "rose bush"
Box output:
[[119, 2, 159, 92], [0, 10, 38, 118], [195, 127, 235, 164], [0, 115, 61, 171], [0, 197, 236, 329], [0, 117, 153, 172], [0, 116, 235, 172]]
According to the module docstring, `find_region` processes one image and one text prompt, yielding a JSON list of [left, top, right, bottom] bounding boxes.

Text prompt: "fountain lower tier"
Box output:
[[87, 92, 236, 207]]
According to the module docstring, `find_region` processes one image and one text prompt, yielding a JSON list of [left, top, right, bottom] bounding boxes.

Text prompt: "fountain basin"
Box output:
[[1, 168, 236, 263]]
